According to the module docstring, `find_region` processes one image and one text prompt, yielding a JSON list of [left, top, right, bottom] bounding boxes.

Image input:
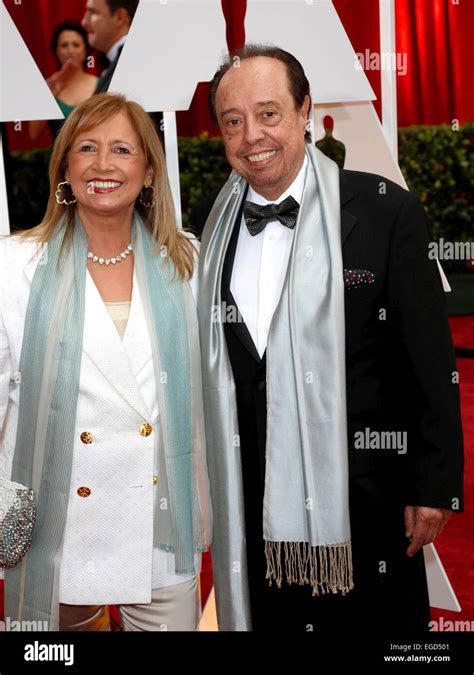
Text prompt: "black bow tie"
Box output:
[[243, 195, 300, 237]]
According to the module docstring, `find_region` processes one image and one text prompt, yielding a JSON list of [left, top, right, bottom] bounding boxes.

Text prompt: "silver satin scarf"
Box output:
[[198, 145, 353, 631]]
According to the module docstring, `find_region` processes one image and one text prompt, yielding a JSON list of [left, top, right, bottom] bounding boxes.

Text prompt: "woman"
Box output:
[[29, 21, 98, 140], [1, 93, 212, 631]]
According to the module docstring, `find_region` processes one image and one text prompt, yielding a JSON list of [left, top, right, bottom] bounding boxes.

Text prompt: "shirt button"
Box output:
[[269, 235, 275, 242], [152, 475, 159, 486], [77, 486, 91, 497], [139, 423, 153, 437], [80, 431, 93, 444]]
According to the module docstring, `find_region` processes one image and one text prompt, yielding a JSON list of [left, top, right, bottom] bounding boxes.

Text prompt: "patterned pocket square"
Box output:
[[344, 269, 376, 290]]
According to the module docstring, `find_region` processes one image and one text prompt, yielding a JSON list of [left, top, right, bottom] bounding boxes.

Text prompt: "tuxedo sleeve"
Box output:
[[189, 206, 203, 239], [387, 191, 464, 511], [189, 190, 221, 240]]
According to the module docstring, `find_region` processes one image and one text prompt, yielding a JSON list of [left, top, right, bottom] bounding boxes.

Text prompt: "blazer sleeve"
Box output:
[[387, 191, 464, 511], [0, 238, 11, 435], [0, 310, 11, 436]]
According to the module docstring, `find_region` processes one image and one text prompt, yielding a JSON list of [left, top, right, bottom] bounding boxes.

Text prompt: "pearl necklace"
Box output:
[[87, 243, 133, 266]]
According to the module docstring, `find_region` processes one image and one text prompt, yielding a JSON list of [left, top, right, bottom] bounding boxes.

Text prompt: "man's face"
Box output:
[[215, 57, 309, 201], [82, 0, 118, 54]]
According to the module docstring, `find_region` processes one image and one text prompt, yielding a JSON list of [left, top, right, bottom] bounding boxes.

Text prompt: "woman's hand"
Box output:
[[46, 59, 78, 97]]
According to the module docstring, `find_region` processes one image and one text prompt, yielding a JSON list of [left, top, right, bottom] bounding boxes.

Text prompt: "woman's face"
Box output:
[[65, 112, 152, 222], [56, 30, 87, 68]]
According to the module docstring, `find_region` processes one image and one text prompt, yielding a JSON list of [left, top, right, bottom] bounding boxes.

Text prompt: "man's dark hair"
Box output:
[[208, 44, 313, 142], [105, 0, 139, 24]]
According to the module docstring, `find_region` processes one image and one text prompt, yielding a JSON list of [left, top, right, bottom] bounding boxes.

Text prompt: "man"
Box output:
[[191, 45, 464, 632], [82, 0, 138, 93]]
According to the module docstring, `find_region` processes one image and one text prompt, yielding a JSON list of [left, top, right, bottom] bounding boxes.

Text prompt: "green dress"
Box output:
[[48, 99, 80, 137]]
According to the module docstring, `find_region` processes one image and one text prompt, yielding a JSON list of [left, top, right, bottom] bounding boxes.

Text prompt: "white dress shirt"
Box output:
[[106, 35, 127, 65], [230, 156, 308, 358]]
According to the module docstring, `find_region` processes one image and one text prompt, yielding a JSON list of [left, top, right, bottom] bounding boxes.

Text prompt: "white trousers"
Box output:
[[59, 576, 199, 632]]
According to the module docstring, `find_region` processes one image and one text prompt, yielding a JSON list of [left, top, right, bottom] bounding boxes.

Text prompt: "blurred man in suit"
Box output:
[[82, 0, 138, 93], [192, 45, 464, 632]]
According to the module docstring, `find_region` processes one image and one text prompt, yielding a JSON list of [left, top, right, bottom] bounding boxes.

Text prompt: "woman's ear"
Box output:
[[145, 166, 153, 187]]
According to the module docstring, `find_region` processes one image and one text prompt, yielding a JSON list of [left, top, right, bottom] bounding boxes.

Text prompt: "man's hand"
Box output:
[[404, 506, 453, 557]]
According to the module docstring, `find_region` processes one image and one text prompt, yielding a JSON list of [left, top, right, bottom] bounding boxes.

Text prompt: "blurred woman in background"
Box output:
[[29, 21, 98, 141]]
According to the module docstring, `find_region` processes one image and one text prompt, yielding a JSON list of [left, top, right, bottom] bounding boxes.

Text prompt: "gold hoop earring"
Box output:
[[139, 185, 156, 208], [55, 181, 77, 205]]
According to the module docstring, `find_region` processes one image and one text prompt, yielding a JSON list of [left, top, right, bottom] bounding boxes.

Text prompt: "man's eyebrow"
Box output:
[[221, 101, 282, 117], [254, 100, 282, 108], [221, 108, 241, 118]]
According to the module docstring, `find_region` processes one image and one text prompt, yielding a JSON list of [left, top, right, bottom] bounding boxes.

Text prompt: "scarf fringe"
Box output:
[[265, 539, 354, 597]]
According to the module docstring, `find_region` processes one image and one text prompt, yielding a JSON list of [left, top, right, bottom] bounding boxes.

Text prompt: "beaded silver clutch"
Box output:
[[0, 476, 36, 568]]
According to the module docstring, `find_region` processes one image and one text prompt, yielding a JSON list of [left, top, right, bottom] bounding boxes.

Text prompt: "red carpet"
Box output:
[[2, 318, 473, 626], [449, 315, 474, 352], [430, 316, 474, 627]]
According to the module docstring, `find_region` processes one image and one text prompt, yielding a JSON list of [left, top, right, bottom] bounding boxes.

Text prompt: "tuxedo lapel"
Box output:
[[95, 46, 123, 94], [340, 170, 358, 245], [82, 270, 151, 421], [222, 208, 262, 363]]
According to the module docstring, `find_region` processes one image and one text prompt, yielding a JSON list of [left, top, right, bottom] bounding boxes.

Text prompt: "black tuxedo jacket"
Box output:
[[95, 46, 123, 94], [190, 169, 464, 514]]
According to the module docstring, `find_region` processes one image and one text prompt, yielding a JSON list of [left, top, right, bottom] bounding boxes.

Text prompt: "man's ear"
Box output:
[[301, 94, 311, 125], [114, 7, 131, 29]]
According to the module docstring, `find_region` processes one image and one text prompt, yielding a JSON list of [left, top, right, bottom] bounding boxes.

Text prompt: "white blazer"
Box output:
[[0, 234, 199, 604]]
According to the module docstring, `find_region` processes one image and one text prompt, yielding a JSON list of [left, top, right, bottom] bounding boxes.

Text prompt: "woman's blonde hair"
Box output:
[[20, 93, 195, 280]]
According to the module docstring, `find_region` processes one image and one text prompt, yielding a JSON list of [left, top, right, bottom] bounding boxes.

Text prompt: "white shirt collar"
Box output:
[[106, 35, 127, 64], [246, 154, 308, 206]]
